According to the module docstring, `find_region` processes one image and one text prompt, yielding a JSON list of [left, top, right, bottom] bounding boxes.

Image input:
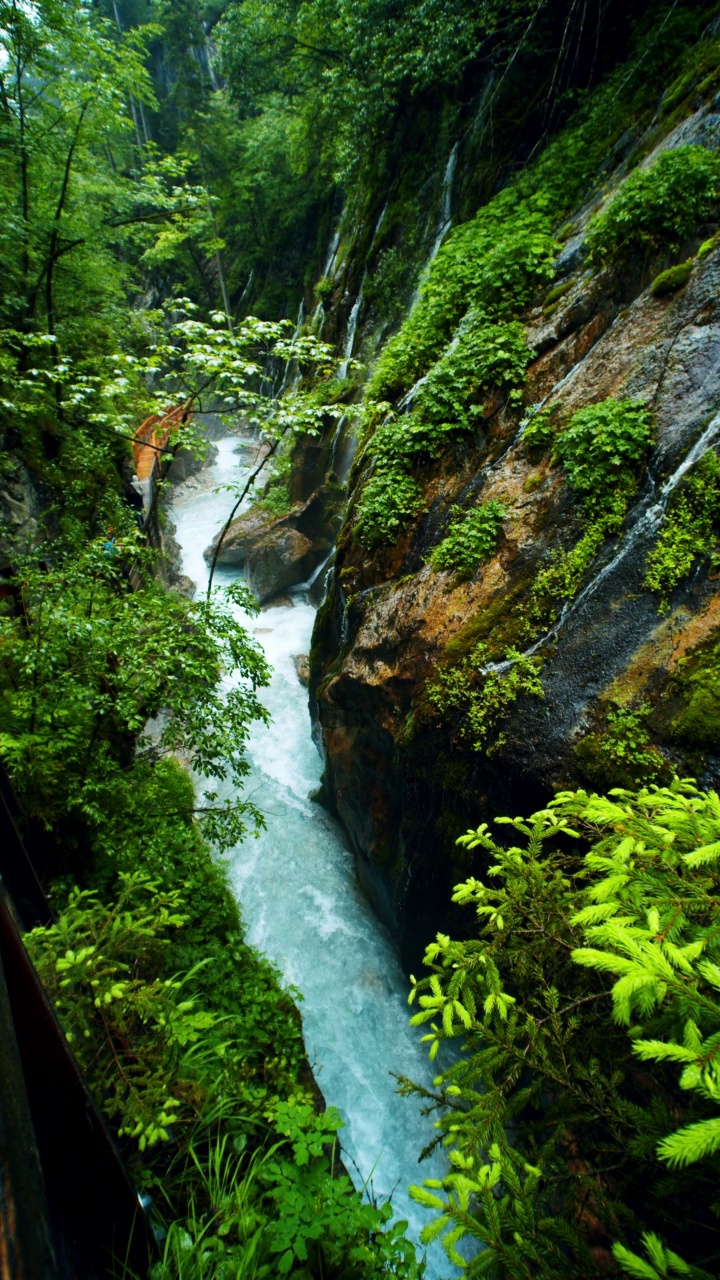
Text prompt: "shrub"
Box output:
[[586, 145, 720, 264], [414, 318, 532, 426], [431, 500, 508, 579], [406, 782, 720, 1277], [369, 194, 556, 402], [554, 398, 654, 501], [575, 702, 669, 789], [521, 402, 559, 451], [427, 642, 544, 754]]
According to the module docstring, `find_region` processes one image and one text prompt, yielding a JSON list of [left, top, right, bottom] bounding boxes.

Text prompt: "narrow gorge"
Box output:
[[3, 2, 720, 1278]]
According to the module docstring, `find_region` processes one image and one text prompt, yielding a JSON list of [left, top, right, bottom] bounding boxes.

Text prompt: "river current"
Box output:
[[168, 436, 456, 1278]]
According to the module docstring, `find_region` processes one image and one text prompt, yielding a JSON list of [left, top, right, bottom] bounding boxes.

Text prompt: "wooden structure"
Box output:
[[132, 401, 192, 516]]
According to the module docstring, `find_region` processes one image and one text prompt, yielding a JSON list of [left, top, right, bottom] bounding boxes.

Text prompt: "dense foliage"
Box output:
[[644, 452, 720, 607], [586, 146, 720, 265], [406, 782, 720, 1277], [0, 2, 417, 1275]]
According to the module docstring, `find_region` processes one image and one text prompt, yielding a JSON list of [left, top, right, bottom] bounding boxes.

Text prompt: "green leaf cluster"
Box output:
[[427, 643, 544, 755], [586, 146, 720, 265], [576, 702, 670, 790], [553, 398, 654, 502], [405, 781, 720, 1277], [644, 451, 720, 607], [27, 854, 422, 1279], [431, 500, 509, 581], [355, 315, 530, 548]]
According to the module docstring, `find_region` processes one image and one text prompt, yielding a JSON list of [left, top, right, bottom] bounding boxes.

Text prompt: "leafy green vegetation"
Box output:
[[369, 199, 554, 405], [427, 643, 544, 755], [576, 702, 670, 789], [553, 399, 654, 501], [424, 399, 654, 748], [431, 500, 508, 580], [26, 854, 421, 1278], [406, 782, 720, 1276], [586, 146, 720, 265], [521, 403, 559, 451], [354, 2, 705, 550], [644, 452, 720, 606], [356, 317, 530, 548]]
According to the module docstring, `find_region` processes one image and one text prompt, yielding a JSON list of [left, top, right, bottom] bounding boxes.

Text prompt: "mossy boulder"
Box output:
[[650, 260, 693, 296]]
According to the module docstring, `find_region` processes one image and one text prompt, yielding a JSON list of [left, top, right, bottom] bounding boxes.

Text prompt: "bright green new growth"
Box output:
[[644, 451, 720, 605], [576, 701, 669, 790], [521, 402, 559, 450], [354, 470, 426, 549], [554, 398, 654, 501], [406, 781, 720, 1276], [586, 145, 720, 265], [431, 500, 508, 579]]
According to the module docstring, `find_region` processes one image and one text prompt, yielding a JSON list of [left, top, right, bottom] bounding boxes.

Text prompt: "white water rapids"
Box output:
[[168, 437, 458, 1278]]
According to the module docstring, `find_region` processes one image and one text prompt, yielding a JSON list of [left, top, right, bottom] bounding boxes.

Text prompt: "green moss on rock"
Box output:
[[650, 260, 693, 296]]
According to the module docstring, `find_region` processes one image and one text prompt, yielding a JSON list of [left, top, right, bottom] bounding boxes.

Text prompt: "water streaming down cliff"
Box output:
[[167, 436, 458, 1279], [338, 281, 365, 379]]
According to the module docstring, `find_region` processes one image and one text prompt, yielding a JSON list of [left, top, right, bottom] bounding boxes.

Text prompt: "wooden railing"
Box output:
[[132, 401, 193, 545]]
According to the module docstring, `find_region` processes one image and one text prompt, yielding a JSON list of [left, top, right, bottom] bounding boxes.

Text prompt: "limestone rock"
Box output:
[[310, 196, 720, 970], [204, 487, 338, 603], [293, 654, 310, 686], [0, 460, 39, 569]]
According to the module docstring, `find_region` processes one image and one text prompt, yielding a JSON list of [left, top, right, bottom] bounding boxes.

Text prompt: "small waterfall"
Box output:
[[338, 280, 364, 379], [373, 201, 389, 241], [430, 142, 458, 262], [330, 413, 357, 484], [411, 142, 459, 308], [310, 300, 325, 336], [279, 300, 305, 394], [323, 223, 342, 279]]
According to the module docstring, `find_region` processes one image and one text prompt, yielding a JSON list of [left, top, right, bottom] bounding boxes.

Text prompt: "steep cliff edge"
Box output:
[[309, 20, 720, 965]]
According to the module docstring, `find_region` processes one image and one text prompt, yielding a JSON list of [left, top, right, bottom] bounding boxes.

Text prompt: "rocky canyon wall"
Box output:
[[306, 25, 720, 967]]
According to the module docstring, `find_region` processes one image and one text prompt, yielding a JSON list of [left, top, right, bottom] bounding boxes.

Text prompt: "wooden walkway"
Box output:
[[132, 401, 192, 512]]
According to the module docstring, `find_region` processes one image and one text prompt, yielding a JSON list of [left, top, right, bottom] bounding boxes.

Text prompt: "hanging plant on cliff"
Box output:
[[404, 781, 720, 1278]]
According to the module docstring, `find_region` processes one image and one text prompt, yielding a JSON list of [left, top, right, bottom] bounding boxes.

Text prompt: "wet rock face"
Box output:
[[205, 487, 338, 603], [0, 460, 39, 570], [311, 166, 720, 968]]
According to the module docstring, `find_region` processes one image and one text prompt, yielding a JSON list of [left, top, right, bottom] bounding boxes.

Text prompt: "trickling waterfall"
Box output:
[[338, 280, 364, 379], [310, 300, 325, 336], [411, 143, 459, 308], [481, 412, 720, 678], [167, 439, 459, 1280], [279, 300, 306, 394], [323, 223, 343, 279], [429, 143, 458, 262], [330, 412, 357, 483]]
